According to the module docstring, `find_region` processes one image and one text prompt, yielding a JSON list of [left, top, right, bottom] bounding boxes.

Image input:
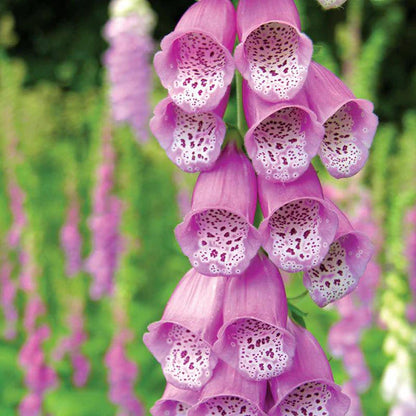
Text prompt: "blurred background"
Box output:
[[0, 0, 415, 414]]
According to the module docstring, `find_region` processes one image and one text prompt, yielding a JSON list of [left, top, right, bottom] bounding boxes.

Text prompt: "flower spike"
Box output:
[[188, 361, 268, 416], [150, 91, 228, 173], [154, 0, 236, 112], [235, 0, 313, 101], [243, 81, 324, 182], [303, 198, 374, 307], [175, 143, 261, 276], [143, 270, 226, 391], [213, 253, 295, 381], [304, 62, 378, 178], [258, 166, 339, 272], [269, 320, 351, 416], [151, 384, 200, 416]]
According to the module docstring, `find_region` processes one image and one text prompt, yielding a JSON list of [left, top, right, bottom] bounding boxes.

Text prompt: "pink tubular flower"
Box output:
[[154, 0, 236, 112], [317, 0, 348, 9], [104, 0, 155, 141], [269, 321, 350, 416], [303, 199, 374, 307], [151, 384, 200, 416], [258, 165, 338, 272], [105, 330, 144, 416], [342, 382, 363, 416], [175, 143, 261, 276], [19, 393, 42, 416], [60, 198, 82, 277], [213, 254, 295, 381], [243, 81, 324, 182], [188, 361, 268, 416], [0, 260, 18, 339], [144, 270, 226, 391], [150, 92, 228, 173], [235, 0, 313, 102], [303, 62, 378, 179]]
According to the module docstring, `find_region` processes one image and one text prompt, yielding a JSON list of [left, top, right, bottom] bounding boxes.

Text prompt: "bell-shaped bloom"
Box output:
[[151, 383, 200, 415], [304, 62, 378, 178], [317, 0, 348, 9], [154, 0, 236, 113], [144, 270, 226, 391], [235, 0, 313, 102], [243, 82, 324, 182], [150, 92, 228, 173], [213, 254, 295, 381], [328, 316, 364, 358], [343, 346, 371, 393], [188, 361, 268, 416], [258, 166, 338, 272], [175, 143, 261, 276], [303, 199, 374, 307], [342, 382, 363, 416], [269, 321, 350, 416]]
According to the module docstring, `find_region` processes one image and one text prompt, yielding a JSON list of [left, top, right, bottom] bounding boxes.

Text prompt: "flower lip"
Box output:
[[150, 95, 228, 173]]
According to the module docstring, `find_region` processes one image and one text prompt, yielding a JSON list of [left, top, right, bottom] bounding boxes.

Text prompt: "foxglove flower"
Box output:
[[144, 270, 226, 390], [342, 382, 363, 416], [19, 393, 42, 416], [342, 345, 371, 392], [104, 0, 155, 141], [317, 0, 348, 9], [269, 320, 350, 416], [243, 81, 324, 182], [304, 62, 378, 178], [258, 165, 338, 272], [235, 0, 313, 102], [154, 0, 236, 113], [303, 199, 373, 307], [213, 254, 295, 381], [175, 143, 261, 276], [60, 198, 82, 277], [0, 260, 18, 339], [151, 383, 200, 416], [188, 361, 268, 416], [105, 329, 144, 416], [7, 180, 26, 248], [150, 93, 228, 173]]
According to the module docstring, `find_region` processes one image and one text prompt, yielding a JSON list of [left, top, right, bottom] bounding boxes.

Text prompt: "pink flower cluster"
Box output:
[[105, 329, 144, 416], [104, 0, 155, 142], [85, 129, 123, 300], [19, 300, 57, 416], [404, 206, 416, 323], [145, 0, 378, 414], [61, 198, 83, 277], [53, 306, 90, 387], [326, 186, 382, 415]]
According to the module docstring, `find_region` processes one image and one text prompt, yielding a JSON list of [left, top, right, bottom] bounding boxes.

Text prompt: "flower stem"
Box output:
[[287, 290, 309, 302], [235, 70, 246, 136]]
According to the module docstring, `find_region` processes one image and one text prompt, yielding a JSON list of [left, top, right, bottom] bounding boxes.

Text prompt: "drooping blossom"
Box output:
[[0, 259, 18, 339], [150, 92, 228, 173], [268, 320, 350, 416], [85, 129, 123, 299], [60, 198, 82, 277], [19, 325, 58, 416], [175, 142, 261, 276], [53, 304, 90, 387], [105, 329, 144, 416], [317, 0, 348, 9], [144, 270, 226, 391], [303, 198, 373, 307], [104, 0, 155, 141], [151, 383, 200, 416], [188, 361, 268, 416], [235, 0, 313, 101], [154, 0, 236, 113], [258, 165, 339, 272], [303, 62, 378, 179], [213, 254, 295, 381], [342, 381, 363, 416], [243, 81, 324, 183]]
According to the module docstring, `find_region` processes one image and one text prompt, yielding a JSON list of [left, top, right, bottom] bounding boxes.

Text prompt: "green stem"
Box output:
[[287, 290, 308, 302], [235, 71, 246, 136]]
